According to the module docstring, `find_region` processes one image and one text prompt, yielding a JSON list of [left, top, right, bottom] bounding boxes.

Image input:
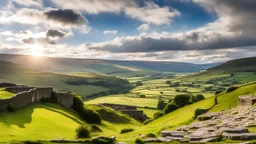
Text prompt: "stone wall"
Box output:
[[238, 95, 256, 106], [98, 103, 137, 111], [0, 87, 53, 111], [121, 110, 147, 122], [5, 87, 35, 93], [54, 92, 74, 108], [0, 82, 16, 87], [0, 87, 74, 111]]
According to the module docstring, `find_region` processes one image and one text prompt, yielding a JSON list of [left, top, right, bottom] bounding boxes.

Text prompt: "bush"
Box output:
[[165, 80, 171, 84], [153, 111, 163, 120], [120, 128, 134, 134], [215, 90, 223, 95], [226, 86, 239, 93], [143, 119, 153, 125], [91, 124, 102, 132], [92, 136, 114, 144], [169, 82, 180, 87], [134, 138, 144, 144], [163, 103, 178, 115], [136, 81, 143, 86], [146, 133, 156, 138], [76, 125, 90, 138], [157, 99, 167, 110], [194, 108, 208, 119], [72, 95, 102, 124], [23, 141, 42, 144], [173, 94, 191, 107], [190, 94, 205, 103], [140, 94, 146, 98]]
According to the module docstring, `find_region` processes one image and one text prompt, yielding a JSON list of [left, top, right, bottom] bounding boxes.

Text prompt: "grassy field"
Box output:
[[0, 88, 14, 99], [0, 103, 142, 143], [0, 61, 132, 99]]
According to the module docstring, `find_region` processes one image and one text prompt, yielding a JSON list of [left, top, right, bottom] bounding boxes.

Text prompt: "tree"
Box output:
[[191, 94, 205, 103], [163, 103, 178, 115], [136, 81, 143, 86], [157, 99, 167, 110], [165, 80, 171, 84], [153, 111, 163, 120], [173, 94, 191, 107]]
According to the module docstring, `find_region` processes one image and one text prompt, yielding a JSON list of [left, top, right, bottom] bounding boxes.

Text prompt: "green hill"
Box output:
[[0, 54, 220, 77], [0, 103, 141, 143], [0, 61, 132, 99]]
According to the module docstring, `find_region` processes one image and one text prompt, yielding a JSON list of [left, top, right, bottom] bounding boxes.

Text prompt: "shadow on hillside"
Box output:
[[0, 105, 34, 128], [0, 103, 83, 128]]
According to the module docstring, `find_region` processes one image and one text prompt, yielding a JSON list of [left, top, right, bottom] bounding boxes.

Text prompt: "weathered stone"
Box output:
[[222, 132, 256, 140], [177, 125, 189, 131], [157, 137, 172, 142], [200, 137, 217, 143], [166, 136, 184, 141], [220, 127, 249, 133], [161, 130, 185, 137], [144, 138, 158, 142]]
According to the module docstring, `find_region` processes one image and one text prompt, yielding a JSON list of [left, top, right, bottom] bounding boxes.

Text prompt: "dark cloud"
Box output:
[[46, 29, 68, 38], [22, 37, 57, 45], [44, 9, 87, 26], [85, 0, 256, 53]]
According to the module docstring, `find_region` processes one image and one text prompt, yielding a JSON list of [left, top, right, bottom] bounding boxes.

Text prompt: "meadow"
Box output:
[[0, 88, 14, 99]]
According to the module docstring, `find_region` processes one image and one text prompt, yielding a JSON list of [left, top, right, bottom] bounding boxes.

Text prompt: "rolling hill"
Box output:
[[0, 54, 220, 77], [0, 61, 132, 99]]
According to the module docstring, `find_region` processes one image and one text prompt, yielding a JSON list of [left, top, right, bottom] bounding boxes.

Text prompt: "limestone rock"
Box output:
[[222, 132, 256, 140], [161, 130, 185, 137]]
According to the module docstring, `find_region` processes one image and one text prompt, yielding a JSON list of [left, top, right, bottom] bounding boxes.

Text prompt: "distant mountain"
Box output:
[[0, 54, 221, 77]]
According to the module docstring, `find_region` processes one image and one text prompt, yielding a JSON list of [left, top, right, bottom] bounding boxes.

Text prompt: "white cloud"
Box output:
[[137, 23, 150, 31], [50, 0, 180, 25], [103, 30, 118, 35], [12, 0, 43, 7]]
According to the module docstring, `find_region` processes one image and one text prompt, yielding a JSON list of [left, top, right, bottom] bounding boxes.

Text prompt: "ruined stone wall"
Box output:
[[0, 82, 16, 87], [54, 92, 73, 108], [0, 87, 53, 111], [5, 87, 35, 93], [239, 96, 253, 106], [98, 103, 137, 110], [121, 110, 147, 122]]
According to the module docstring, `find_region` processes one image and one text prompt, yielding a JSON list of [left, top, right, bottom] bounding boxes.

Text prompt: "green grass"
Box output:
[[0, 103, 84, 142], [84, 94, 159, 108], [210, 82, 256, 112], [0, 88, 14, 99]]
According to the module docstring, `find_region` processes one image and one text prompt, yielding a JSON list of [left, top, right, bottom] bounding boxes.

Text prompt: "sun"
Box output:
[[31, 45, 43, 56]]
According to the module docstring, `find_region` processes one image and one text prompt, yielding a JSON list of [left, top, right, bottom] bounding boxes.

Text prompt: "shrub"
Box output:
[[143, 119, 153, 125], [120, 128, 134, 134], [157, 99, 167, 110], [169, 82, 180, 87], [76, 125, 90, 138], [160, 91, 163, 94], [165, 80, 171, 84], [215, 90, 223, 95], [194, 108, 208, 119], [140, 94, 146, 98], [146, 133, 156, 138], [163, 103, 178, 115], [72, 95, 102, 124], [23, 141, 42, 144], [136, 81, 143, 86], [134, 138, 144, 144], [173, 94, 191, 107], [226, 86, 239, 93], [153, 111, 163, 120], [190, 94, 205, 103], [92, 136, 114, 144], [91, 124, 102, 132], [82, 108, 102, 124]]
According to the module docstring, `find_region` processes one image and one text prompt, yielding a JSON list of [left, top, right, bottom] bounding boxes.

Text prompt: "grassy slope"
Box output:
[[210, 82, 256, 112], [0, 61, 131, 98], [0, 88, 14, 99], [0, 103, 141, 143], [0, 103, 83, 142]]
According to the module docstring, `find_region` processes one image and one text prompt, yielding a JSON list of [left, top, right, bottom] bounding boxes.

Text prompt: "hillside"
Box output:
[[0, 54, 220, 77], [0, 103, 141, 143], [0, 61, 132, 99]]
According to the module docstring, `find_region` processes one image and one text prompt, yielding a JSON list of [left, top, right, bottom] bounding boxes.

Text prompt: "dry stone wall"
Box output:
[[5, 87, 35, 93], [0, 87, 73, 111]]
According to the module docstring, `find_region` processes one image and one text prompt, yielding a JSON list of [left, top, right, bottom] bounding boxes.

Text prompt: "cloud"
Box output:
[[50, 0, 180, 25], [46, 29, 72, 38], [137, 23, 150, 31], [0, 8, 90, 32], [103, 30, 118, 35], [82, 0, 256, 53], [12, 0, 43, 7]]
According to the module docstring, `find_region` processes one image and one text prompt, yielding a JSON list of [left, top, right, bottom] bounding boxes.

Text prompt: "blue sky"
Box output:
[[0, 0, 255, 63]]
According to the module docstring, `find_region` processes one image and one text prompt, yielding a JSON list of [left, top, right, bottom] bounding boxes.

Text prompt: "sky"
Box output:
[[0, 0, 256, 63]]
